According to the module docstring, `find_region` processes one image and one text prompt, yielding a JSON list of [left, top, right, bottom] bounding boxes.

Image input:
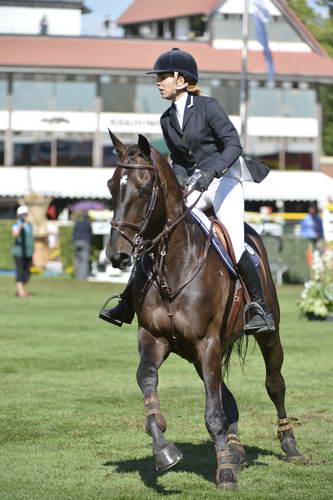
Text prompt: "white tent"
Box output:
[[243, 170, 333, 206], [1, 168, 333, 205], [0, 167, 115, 199]]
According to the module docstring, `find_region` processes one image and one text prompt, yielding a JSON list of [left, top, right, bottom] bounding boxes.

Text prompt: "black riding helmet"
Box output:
[[146, 47, 198, 83]]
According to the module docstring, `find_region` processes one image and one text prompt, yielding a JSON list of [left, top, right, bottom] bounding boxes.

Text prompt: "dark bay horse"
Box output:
[[106, 131, 301, 489]]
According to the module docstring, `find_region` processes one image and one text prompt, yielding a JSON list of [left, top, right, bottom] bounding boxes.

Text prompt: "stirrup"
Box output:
[[243, 302, 275, 335], [98, 293, 123, 327]]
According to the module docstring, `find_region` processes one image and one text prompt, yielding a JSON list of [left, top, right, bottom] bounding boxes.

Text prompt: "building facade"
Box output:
[[0, 0, 333, 169]]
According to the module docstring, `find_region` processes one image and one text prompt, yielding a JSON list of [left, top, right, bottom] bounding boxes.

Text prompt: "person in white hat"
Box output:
[[11, 205, 34, 297]]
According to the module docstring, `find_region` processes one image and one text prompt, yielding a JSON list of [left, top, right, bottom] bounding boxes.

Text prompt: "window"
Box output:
[[169, 19, 175, 38], [135, 82, 168, 113], [101, 79, 135, 112], [190, 15, 206, 37], [13, 74, 96, 111], [0, 77, 6, 110], [211, 81, 240, 115], [54, 81, 95, 111], [249, 87, 316, 118], [157, 21, 163, 37]]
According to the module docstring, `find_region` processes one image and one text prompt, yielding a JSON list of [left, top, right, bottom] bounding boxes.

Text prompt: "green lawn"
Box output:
[[0, 276, 332, 499]]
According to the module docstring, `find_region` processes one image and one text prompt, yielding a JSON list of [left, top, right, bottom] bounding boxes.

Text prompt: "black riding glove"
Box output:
[[175, 173, 188, 189], [193, 170, 216, 192]]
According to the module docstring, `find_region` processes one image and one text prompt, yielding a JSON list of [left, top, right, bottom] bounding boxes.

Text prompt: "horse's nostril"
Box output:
[[111, 253, 132, 270]]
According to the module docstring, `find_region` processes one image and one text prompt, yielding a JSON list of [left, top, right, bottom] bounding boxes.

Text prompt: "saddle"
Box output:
[[193, 210, 264, 334]]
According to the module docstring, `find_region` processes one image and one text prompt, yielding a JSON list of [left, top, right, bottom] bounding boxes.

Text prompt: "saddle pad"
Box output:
[[191, 208, 260, 277], [190, 208, 237, 277]]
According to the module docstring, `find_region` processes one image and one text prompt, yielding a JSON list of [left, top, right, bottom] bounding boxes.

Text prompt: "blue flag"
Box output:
[[250, 0, 275, 82]]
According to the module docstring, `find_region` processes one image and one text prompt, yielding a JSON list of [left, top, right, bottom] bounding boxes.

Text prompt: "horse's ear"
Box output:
[[138, 134, 151, 159], [108, 129, 126, 155]]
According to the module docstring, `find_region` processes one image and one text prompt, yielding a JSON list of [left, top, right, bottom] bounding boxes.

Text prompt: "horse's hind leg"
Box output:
[[255, 331, 301, 460], [195, 337, 238, 490], [136, 327, 182, 472]]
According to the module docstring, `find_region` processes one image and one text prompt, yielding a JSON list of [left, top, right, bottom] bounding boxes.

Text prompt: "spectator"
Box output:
[[300, 205, 324, 249], [72, 213, 92, 280], [12, 205, 34, 297], [40, 15, 48, 35]]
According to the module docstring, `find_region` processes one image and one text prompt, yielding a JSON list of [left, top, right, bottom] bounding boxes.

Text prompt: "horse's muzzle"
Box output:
[[110, 253, 132, 270]]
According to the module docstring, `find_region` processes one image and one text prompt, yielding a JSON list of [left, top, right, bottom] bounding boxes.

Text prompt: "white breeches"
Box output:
[[187, 173, 245, 263]]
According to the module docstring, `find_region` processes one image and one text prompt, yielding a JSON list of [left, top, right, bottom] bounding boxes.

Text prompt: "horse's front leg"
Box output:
[[220, 381, 246, 467], [196, 336, 238, 490], [136, 327, 182, 471]]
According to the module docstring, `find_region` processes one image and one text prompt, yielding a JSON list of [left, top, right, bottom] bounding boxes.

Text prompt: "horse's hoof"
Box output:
[[154, 443, 182, 472], [281, 437, 301, 458]]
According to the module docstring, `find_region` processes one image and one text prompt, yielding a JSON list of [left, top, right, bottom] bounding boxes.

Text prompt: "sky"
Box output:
[[82, 0, 327, 36], [82, 0, 133, 35]]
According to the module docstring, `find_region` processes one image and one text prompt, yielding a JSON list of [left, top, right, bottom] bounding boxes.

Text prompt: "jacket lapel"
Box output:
[[169, 103, 182, 135], [182, 93, 194, 131]]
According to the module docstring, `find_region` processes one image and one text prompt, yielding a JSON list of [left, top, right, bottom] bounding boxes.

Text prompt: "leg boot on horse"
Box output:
[[237, 250, 275, 335], [98, 281, 135, 326]]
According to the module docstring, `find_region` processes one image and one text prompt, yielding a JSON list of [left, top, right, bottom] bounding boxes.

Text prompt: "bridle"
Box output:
[[111, 161, 158, 252], [111, 151, 202, 256], [110, 151, 212, 342]]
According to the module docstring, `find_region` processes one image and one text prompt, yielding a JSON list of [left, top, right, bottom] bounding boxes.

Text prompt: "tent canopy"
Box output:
[[243, 171, 333, 205], [0, 167, 115, 199], [0, 168, 332, 204]]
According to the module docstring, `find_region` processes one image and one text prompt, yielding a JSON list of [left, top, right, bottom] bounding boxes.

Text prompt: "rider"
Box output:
[[99, 48, 275, 335]]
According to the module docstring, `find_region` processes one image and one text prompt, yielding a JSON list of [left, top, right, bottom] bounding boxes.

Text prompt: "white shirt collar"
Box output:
[[174, 92, 188, 129]]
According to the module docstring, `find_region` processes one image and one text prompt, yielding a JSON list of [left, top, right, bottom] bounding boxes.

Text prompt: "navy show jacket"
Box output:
[[160, 93, 269, 183]]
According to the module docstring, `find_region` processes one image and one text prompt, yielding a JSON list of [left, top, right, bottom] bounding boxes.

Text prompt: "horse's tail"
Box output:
[[222, 334, 249, 377]]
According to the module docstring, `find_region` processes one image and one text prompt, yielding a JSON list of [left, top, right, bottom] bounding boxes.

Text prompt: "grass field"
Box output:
[[0, 275, 332, 500]]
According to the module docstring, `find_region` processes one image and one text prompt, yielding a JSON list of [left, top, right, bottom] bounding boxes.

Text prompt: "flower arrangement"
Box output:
[[299, 248, 333, 319]]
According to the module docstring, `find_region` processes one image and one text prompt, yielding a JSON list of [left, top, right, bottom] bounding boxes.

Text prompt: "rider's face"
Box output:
[[155, 73, 186, 100], [155, 73, 175, 100]]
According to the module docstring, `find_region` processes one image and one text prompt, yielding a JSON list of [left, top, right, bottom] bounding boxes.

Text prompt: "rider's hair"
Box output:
[[186, 83, 201, 95], [179, 73, 201, 95]]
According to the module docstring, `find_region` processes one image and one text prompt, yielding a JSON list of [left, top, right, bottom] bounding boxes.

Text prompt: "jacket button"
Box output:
[[189, 150, 192, 155], [182, 135, 186, 140]]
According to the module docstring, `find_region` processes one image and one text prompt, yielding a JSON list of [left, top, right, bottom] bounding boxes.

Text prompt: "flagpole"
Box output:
[[240, 0, 249, 152]]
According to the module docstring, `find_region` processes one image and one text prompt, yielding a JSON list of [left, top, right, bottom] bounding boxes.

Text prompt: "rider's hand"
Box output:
[[193, 170, 216, 192], [176, 173, 188, 189]]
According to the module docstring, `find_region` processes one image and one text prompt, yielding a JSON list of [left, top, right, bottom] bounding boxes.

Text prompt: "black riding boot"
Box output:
[[237, 251, 275, 335], [98, 282, 135, 327]]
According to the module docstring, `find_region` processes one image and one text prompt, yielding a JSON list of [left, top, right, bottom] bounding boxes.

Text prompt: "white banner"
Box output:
[[0, 111, 9, 129], [100, 112, 162, 135], [11, 111, 97, 132], [0, 111, 318, 138], [5, 111, 163, 134]]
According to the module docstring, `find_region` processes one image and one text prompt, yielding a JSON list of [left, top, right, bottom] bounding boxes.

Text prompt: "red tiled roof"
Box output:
[[1, 36, 333, 81], [117, 0, 219, 24], [117, 0, 326, 56]]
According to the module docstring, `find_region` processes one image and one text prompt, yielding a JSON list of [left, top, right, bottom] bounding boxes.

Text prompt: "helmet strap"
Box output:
[[172, 72, 188, 96]]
